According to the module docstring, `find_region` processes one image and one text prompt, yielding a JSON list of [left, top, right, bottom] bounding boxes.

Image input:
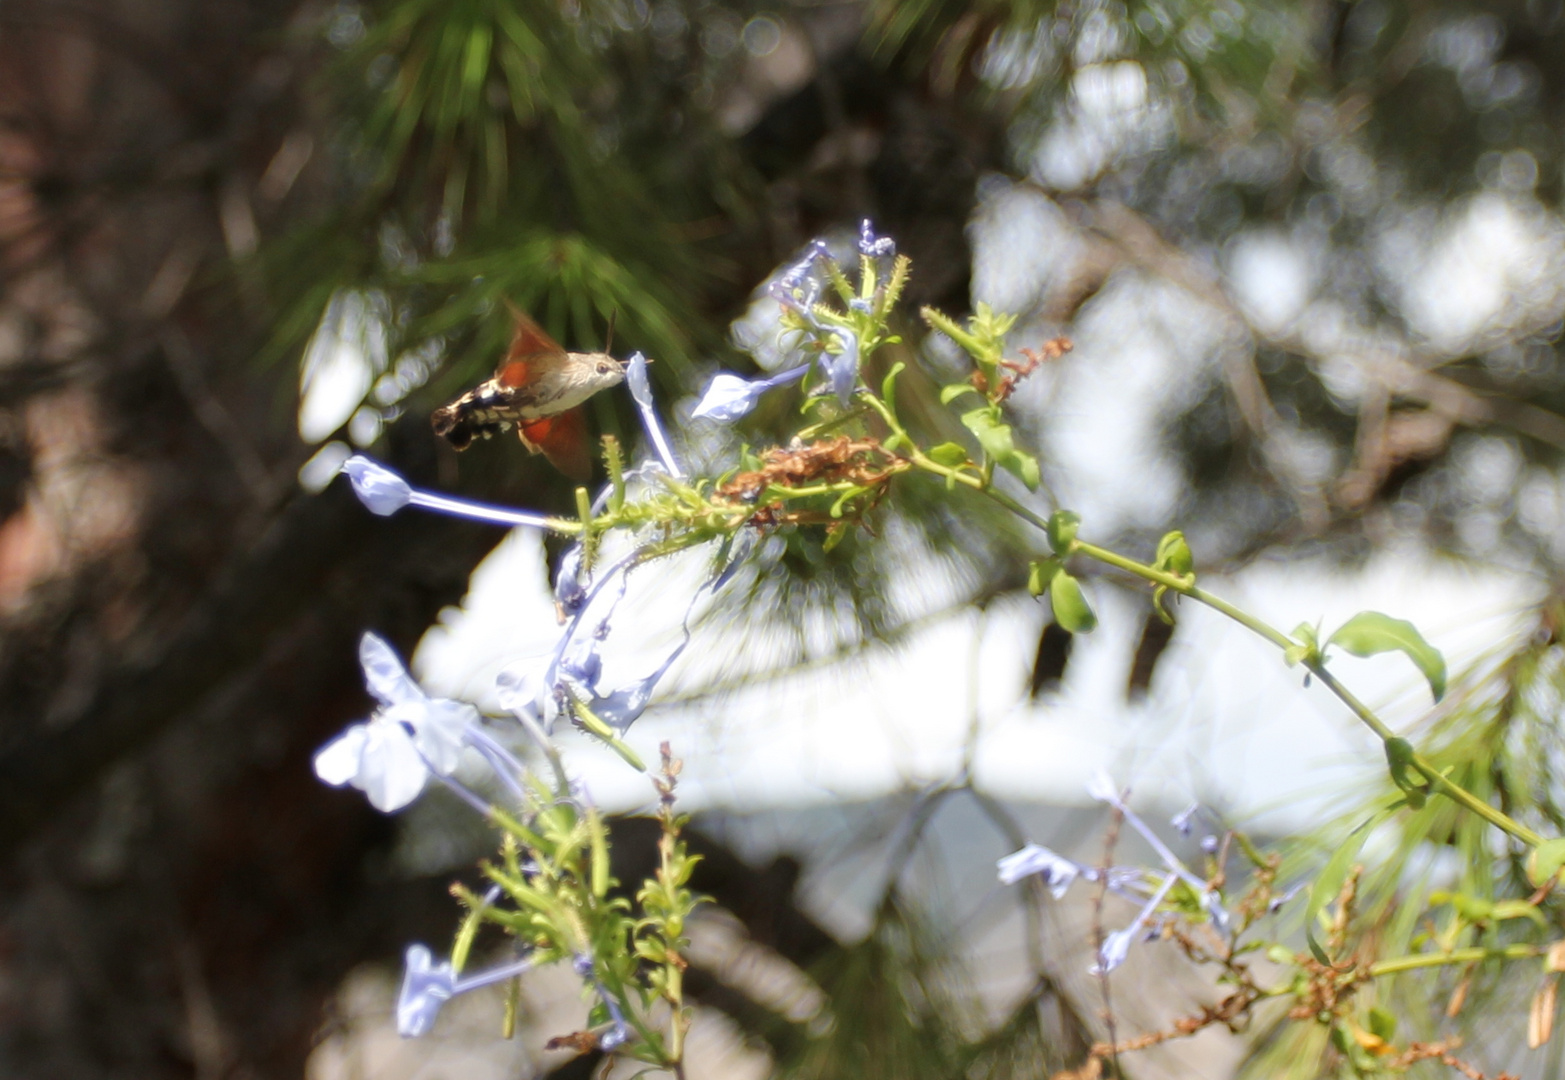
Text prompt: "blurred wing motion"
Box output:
[[430, 307, 594, 478], [519, 410, 592, 481], [493, 304, 565, 392]]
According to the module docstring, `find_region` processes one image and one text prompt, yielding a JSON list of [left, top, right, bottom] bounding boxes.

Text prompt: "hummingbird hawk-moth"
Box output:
[[431, 305, 624, 479]]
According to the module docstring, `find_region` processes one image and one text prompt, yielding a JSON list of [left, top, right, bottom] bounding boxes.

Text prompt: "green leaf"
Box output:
[[1328, 612, 1447, 702], [1154, 530, 1194, 576], [1528, 838, 1565, 887], [1001, 448, 1040, 490], [940, 382, 979, 405], [1368, 1006, 1397, 1044], [1046, 510, 1081, 555], [1383, 737, 1427, 808], [1028, 557, 1062, 597], [1306, 808, 1392, 965], [961, 406, 1016, 460], [1050, 571, 1097, 633], [927, 442, 969, 467]]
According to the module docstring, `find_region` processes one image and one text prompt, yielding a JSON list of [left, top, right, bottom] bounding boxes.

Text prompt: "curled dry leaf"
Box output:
[[1529, 977, 1557, 1050]]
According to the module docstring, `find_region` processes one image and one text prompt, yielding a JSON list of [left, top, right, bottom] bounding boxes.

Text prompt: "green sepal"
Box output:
[[1327, 611, 1447, 702], [572, 701, 647, 772], [880, 361, 906, 407], [1028, 557, 1062, 597], [1284, 622, 1320, 668], [1527, 837, 1565, 887], [1046, 510, 1081, 555], [927, 442, 969, 467], [1050, 571, 1097, 633], [1383, 737, 1427, 809]]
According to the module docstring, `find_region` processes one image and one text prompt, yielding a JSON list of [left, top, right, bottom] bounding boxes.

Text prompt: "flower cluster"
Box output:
[[996, 771, 1233, 975], [316, 350, 721, 1062], [692, 220, 906, 422]]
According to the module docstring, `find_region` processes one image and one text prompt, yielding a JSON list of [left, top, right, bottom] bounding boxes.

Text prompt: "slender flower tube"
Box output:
[[1088, 771, 1230, 933], [625, 352, 682, 476], [1091, 871, 1178, 975], [340, 456, 564, 531], [397, 943, 535, 1037], [572, 954, 633, 1050]]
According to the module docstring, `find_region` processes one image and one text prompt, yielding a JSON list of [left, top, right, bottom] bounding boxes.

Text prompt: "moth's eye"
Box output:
[[599, 362, 616, 374]]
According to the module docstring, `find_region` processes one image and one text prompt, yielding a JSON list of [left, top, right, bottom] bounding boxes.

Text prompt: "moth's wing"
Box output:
[[519, 408, 592, 480], [497, 304, 565, 389]]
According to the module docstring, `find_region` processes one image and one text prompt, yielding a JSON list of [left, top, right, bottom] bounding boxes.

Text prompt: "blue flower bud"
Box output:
[[342, 455, 412, 515]]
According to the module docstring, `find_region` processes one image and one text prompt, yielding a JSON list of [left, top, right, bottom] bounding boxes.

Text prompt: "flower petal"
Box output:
[[355, 719, 429, 812], [858, 219, 896, 258], [396, 944, 455, 1038], [313, 724, 369, 786], [341, 455, 413, 516], [691, 365, 809, 423], [496, 666, 544, 719], [997, 843, 1083, 898], [818, 328, 860, 406], [360, 631, 425, 707], [403, 698, 478, 776]]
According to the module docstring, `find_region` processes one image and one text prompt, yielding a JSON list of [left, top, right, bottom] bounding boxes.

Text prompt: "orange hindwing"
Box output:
[[519, 408, 591, 481]]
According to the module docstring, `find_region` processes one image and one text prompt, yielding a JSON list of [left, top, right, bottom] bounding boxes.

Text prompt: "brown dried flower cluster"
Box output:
[[971, 337, 1072, 401], [715, 436, 908, 526]]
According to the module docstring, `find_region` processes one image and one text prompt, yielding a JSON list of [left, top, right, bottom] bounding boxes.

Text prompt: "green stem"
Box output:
[[1071, 539, 1543, 848], [896, 436, 1543, 848], [1368, 943, 1540, 977]]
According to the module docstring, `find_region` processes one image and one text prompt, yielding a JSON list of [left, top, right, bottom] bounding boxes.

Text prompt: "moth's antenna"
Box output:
[[604, 308, 618, 355]]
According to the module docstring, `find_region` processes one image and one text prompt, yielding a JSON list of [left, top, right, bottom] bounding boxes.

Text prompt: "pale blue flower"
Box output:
[[1091, 871, 1177, 975], [396, 944, 453, 1037], [858, 219, 895, 259], [340, 455, 560, 530], [997, 843, 1091, 898], [818, 327, 861, 406], [769, 240, 830, 314], [691, 365, 809, 423], [313, 633, 478, 812], [397, 942, 535, 1038], [1171, 802, 1200, 836], [1088, 771, 1230, 934], [555, 543, 587, 615]]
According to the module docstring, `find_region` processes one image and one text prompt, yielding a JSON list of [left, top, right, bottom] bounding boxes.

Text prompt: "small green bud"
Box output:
[[1028, 557, 1062, 597], [1046, 510, 1080, 554], [1154, 530, 1193, 576]]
